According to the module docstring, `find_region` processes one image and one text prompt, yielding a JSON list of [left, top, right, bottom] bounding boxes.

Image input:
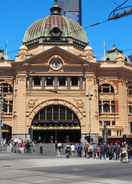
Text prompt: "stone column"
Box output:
[[12, 73, 27, 139], [29, 77, 32, 89], [41, 77, 45, 89], [83, 74, 99, 141], [67, 77, 71, 89], [118, 80, 128, 135]]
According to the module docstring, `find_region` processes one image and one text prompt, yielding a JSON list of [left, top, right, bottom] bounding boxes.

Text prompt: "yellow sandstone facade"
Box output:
[[0, 4, 132, 143]]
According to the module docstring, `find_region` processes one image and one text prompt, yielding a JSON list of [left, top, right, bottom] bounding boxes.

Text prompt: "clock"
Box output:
[[50, 58, 63, 70]]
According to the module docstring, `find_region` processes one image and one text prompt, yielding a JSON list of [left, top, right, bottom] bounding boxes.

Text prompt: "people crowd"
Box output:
[[1, 137, 132, 162], [6, 138, 34, 153], [56, 141, 132, 162]]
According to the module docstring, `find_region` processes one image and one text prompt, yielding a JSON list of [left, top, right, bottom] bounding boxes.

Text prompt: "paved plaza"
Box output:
[[0, 153, 132, 184]]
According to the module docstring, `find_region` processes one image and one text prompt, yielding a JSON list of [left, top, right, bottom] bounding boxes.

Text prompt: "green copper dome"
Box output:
[[23, 4, 88, 48], [23, 15, 88, 44]]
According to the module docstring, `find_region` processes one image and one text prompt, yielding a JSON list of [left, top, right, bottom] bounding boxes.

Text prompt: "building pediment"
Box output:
[[26, 47, 85, 66]]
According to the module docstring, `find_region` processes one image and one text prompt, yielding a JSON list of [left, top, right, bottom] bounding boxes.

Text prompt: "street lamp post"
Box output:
[[86, 92, 93, 143], [103, 122, 107, 144]]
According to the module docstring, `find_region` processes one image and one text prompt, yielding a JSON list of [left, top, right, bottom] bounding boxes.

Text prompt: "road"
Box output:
[[0, 153, 132, 184]]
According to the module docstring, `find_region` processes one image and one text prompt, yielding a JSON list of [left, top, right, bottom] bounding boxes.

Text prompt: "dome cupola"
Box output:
[[23, 3, 88, 49], [50, 3, 62, 15]]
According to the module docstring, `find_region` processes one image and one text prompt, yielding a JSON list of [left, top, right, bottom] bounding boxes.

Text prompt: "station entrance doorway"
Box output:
[[0, 124, 12, 142], [30, 105, 81, 143]]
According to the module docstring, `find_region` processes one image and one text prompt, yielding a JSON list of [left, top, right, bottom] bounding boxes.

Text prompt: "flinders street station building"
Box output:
[[0, 4, 132, 143]]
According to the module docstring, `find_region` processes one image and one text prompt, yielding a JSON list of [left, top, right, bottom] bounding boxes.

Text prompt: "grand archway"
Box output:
[[30, 105, 81, 143]]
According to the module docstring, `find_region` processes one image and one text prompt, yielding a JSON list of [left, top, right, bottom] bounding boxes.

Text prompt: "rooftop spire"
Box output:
[[50, 0, 61, 15]]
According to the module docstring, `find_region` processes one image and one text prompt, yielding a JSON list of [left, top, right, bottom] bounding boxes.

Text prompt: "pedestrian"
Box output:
[[71, 144, 75, 157], [77, 143, 83, 157], [120, 142, 128, 163], [65, 144, 71, 158], [84, 143, 89, 158]]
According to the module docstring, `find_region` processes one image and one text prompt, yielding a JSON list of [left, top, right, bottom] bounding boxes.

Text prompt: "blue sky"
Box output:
[[0, 0, 132, 59]]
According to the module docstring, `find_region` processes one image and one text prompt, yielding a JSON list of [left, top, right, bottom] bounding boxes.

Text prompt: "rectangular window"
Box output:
[[130, 122, 132, 133], [111, 101, 115, 113], [46, 77, 54, 86], [58, 76, 66, 86], [99, 101, 102, 113], [99, 100, 116, 113], [71, 77, 79, 86], [128, 102, 132, 114], [117, 130, 122, 136], [112, 121, 115, 126], [9, 101, 13, 113], [33, 77, 41, 86], [107, 129, 111, 136], [3, 100, 8, 113], [128, 87, 132, 96], [104, 121, 110, 126]]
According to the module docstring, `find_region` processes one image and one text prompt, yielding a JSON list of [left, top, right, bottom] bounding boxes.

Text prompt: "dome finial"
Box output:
[[50, 0, 61, 15]]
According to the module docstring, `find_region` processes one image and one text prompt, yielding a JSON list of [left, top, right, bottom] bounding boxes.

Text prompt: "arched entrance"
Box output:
[[0, 124, 12, 142], [30, 105, 81, 143]]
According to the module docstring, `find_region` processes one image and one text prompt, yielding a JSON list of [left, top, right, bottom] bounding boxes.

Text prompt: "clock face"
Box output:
[[50, 58, 63, 70]]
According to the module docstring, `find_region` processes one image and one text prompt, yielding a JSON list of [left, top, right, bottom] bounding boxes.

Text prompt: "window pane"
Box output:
[[3, 101, 8, 112], [107, 129, 111, 136], [59, 77, 66, 86], [33, 77, 41, 86], [53, 105, 59, 120], [46, 77, 54, 86], [130, 122, 132, 133], [71, 77, 79, 86], [60, 106, 65, 120], [9, 101, 13, 113], [99, 101, 102, 113], [128, 87, 132, 96], [40, 110, 45, 120], [104, 121, 110, 126], [47, 106, 52, 120], [99, 84, 114, 93], [67, 108, 72, 120], [111, 101, 115, 112], [103, 101, 110, 112]]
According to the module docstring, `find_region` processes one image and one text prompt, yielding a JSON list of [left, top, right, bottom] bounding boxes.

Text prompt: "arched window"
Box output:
[[127, 86, 132, 96], [99, 84, 114, 94], [33, 105, 79, 123], [0, 83, 13, 93]]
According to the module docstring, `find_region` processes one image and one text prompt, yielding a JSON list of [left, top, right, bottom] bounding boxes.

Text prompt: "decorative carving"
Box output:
[[28, 99, 37, 109], [75, 99, 84, 109]]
